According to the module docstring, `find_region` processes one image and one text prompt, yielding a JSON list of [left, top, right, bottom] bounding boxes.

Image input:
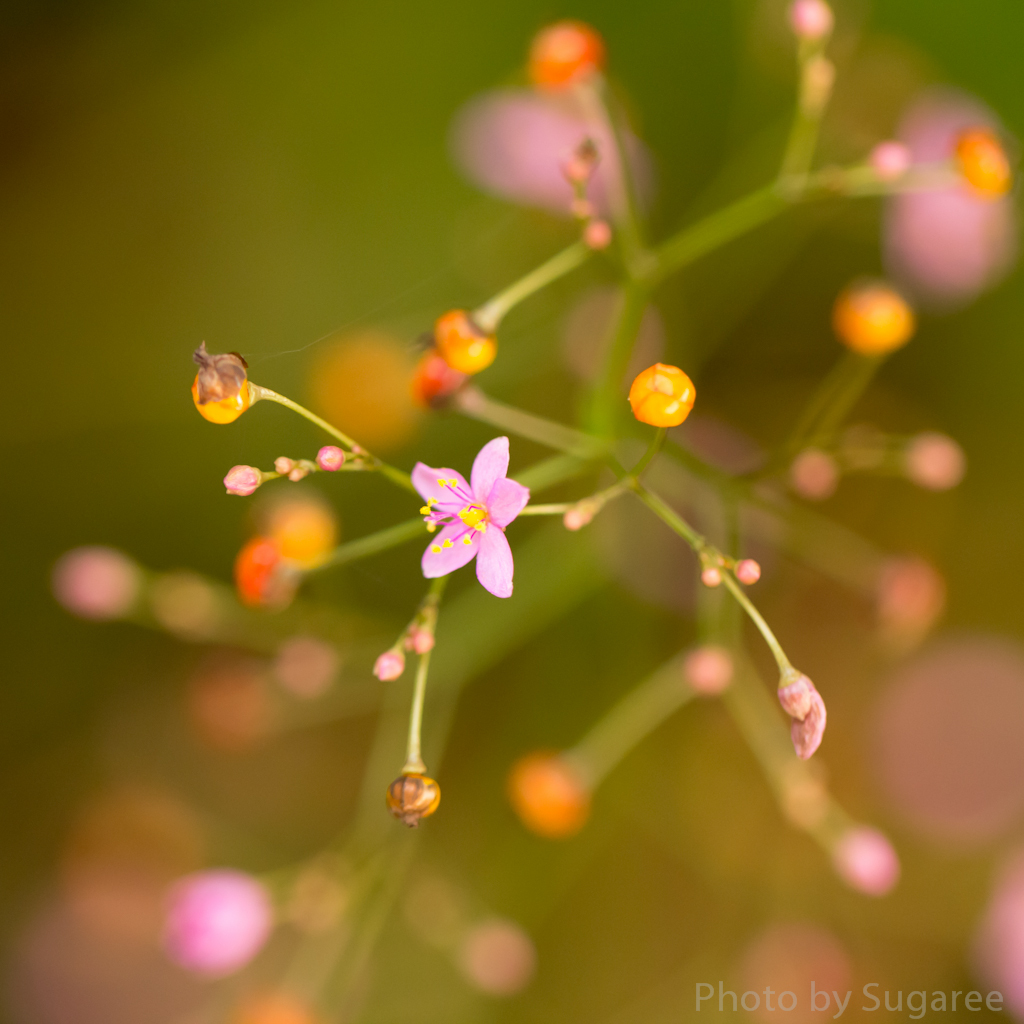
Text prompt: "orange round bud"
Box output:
[[232, 993, 321, 1024], [411, 350, 467, 408], [434, 310, 497, 375], [192, 374, 250, 424], [234, 537, 288, 607], [956, 128, 1012, 198], [508, 753, 590, 838], [527, 21, 605, 90], [627, 363, 696, 427], [386, 772, 441, 827], [264, 497, 337, 568], [832, 281, 915, 356]]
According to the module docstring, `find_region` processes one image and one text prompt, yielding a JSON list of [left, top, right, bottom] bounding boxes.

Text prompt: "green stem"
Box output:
[[631, 482, 707, 551], [250, 384, 415, 493], [454, 386, 608, 459], [647, 185, 789, 286], [809, 352, 883, 443], [310, 518, 427, 573], [588, 279, 650, 437], [630, 427, 667, 478], [402, 577, 446, 774], [720, 572, 793, 677], [777, 40, 833, 191], [566, 653, 694, 789], [518, 503, 573, 516], [472, 242, 592, 333]]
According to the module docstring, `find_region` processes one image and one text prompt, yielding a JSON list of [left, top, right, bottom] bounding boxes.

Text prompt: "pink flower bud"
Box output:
[[701, 566, 723, 588], [832, 827, 900, 896], [876, 556, 946, 648], [408, 628, 435, 655], [870, 141, 912, 181], [778, 673, 827, 759], [457, 918, 537, 995], [790, 448, 839, 500], [584, 219, 613, 250], [274, 457, 295, 475], [287, 466, 309, 482], [52, 546, 141, 620], [164, 869, 273, 976], [904, 431, 966, 490], [788, 0, 834, 40], [373, 650, 405, 681], [316, 446, 346, 472], [735, 559, 762, 585], [223, 465, 263, 497], [683, 645, 734, 695]]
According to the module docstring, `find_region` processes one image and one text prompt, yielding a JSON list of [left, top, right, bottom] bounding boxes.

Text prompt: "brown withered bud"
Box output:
[[386, 772, 441, 827], [562, 137, 600, 185], [193, 342, 248, 405]]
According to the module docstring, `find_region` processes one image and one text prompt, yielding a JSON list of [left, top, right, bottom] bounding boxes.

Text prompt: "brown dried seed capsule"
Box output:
[[385, 772, 441, 827], [192, 342, 248, 404]]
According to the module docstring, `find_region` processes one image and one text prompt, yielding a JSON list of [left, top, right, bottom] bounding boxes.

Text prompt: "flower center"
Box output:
[[458, 504, 488, 531]]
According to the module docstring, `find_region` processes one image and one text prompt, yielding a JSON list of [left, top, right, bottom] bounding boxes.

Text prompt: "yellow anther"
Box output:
[[426, 524, 436, 533], [474, 522, 487, 533], [442, 539, 453, 548], [448, 478, 457, 486], [458, 504, 487, 529], [437, 479, 447, 488], [430, 545, 441, 554], [420, 506, 431, 515], [463, 536, 472, 545]]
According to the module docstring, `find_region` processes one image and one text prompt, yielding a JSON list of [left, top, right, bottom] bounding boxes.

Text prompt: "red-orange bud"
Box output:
[[527, 21, 605, 90], [433, 310, 497, 375], [956, 128, 1012, 198], [628, 363, 696, 427]]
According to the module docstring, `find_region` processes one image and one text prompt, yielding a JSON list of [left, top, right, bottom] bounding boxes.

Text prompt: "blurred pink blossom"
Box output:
[[788, 0, 833, 41], [273, 636, 339, 698], [831, 827, 900, 896], [870, 141, 912, 181], [52, 546, 140, 621], [875, 635, 1024, 845], [884, 89, 1017, 308], [450, 89, 652, 217], [875, 556, 946, 650], [974, 849, 1024, 1017], [790, 448, 839, 501], [904, 431, 966, 491], [684, 645, 733, 696], [163, 870, 272, 976], [457, 918, 536, 996]]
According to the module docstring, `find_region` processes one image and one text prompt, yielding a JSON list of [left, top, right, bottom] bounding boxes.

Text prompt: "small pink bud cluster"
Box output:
[[224, 464, 264, 496], [274, 456, 317, 482], [374, 650, 406, 681], [316, 445, 346, 471], [777, 671, 827, 759], [163, 869, 273, 976], [870, 141, 912, 182], [561, 137, 599, 185], [831, 826, 900, 896], [684, 645, 733, 696], [700, 565, 722, 588], [904, 431, 965, 491], [788, 0, 833, 41]]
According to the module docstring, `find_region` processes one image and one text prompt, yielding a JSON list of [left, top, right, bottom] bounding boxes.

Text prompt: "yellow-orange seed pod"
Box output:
[[956, 128, 1012, 198], [434, 310, 497, 375], [386, 773, 441, 827], [832, 281, 915, 356], [508, 753, 590, 838], [628, 363, 696, 428], [191, 344, 251, 424], [528, 21, 606, 90]]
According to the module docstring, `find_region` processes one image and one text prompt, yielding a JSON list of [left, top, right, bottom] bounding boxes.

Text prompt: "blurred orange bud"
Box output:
[[263, 496, 337, 567], [386, 773, 441, 827], [308, 331, 420, 452], [528, 21, 605, 90], [508, 753, 590, 838], [832, 280, 915, 355], [628, 363, 696, 427], [234, 536, 293, 607], [411, 349, 467, 408], [434, 310, 496, 375], [192, 344, 251, 424], [956, 128, 1012, 198], [232, 993, 321, 1024]]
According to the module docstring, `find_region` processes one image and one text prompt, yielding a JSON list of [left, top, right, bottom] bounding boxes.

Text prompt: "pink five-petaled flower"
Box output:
[[413, 437, 530, 599]]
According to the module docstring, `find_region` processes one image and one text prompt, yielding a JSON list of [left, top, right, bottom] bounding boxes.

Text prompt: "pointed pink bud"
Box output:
[[274, 457, 295, 475], [408, 628, 435, 655], [584, 219, 613, 250], [735, 559, 761, 585], [224, 465, 263, 497], [870, 141, 912, 181], [832, 827, 900, 896], [288, 466, 309, 482], [701, 566, 722, 588], [684, 645, 733, 695], [788, 0, 833, 40], [373, 650, 405, 681], [778, 673, 827, 759], [316, 446, 346, 472]]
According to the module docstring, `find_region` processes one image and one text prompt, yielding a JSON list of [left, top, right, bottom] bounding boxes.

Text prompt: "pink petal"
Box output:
[[412, 462, 472, 507], [476, 528, 514, 598], [470, 437, 510, 504], [421, 523, 480, 578], [487, 477, 530, 528]]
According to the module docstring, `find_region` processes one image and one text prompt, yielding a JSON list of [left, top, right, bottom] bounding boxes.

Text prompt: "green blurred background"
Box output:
[[2, 0, 1024, 1020]]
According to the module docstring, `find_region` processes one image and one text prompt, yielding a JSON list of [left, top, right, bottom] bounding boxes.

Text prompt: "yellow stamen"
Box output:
[[426, 524, 436, 533], [437, 479, 447, 488], [448, 478, 457, 486], [420, 506, 431, 515], [462, 536, 472, 545], [442, 539, 453, 548], [458, 504, 487, 529], [430, 544, 441, 554], [474, 522, 487, 533]]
